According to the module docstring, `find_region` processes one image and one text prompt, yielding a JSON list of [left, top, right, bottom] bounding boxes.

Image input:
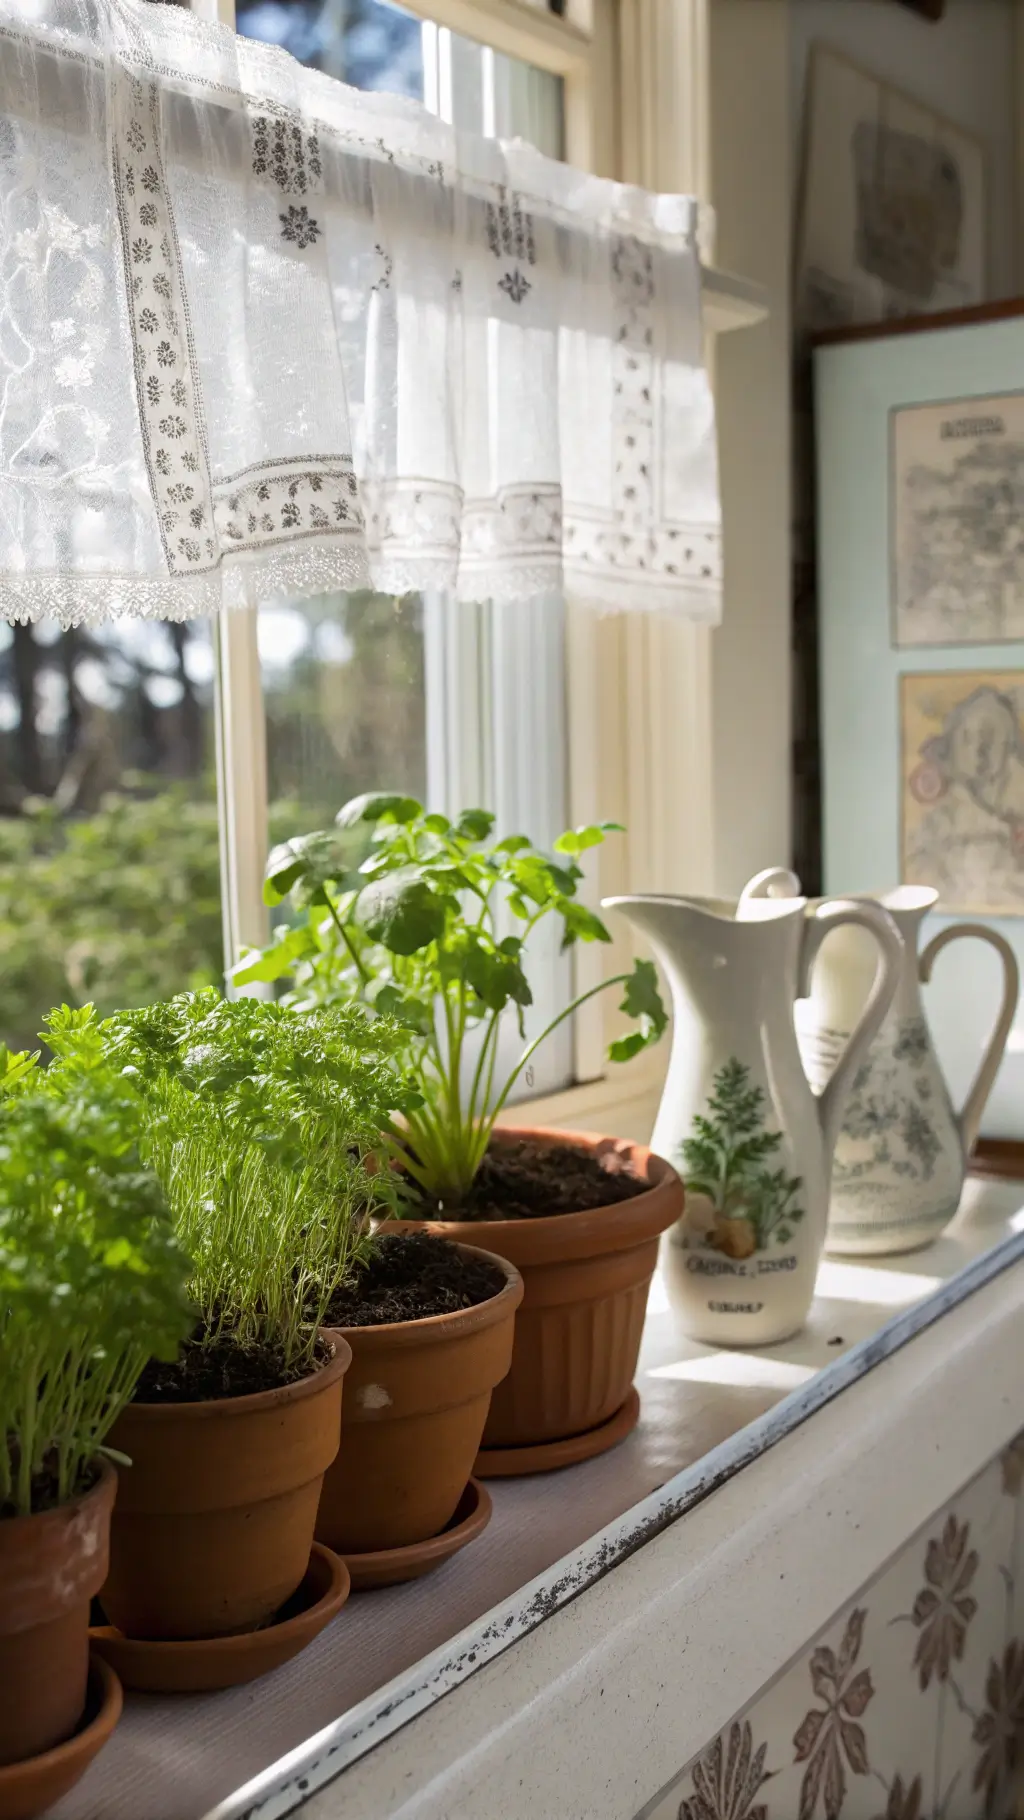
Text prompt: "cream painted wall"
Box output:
[[708, 0, 793, 894], [791, 0, 1018, 300], [705, 0, 1019, 902]]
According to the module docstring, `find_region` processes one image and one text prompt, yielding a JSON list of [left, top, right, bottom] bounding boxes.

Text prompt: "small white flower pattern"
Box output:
[[54, 353, 93, 391], [111, 68, 215, 574]]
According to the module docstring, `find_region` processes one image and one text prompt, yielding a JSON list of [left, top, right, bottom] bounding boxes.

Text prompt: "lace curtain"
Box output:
[[0, 0, 720, 628]]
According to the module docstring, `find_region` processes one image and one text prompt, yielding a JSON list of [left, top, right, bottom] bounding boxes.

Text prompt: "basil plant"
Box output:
[[234, 795, 667, 1210]]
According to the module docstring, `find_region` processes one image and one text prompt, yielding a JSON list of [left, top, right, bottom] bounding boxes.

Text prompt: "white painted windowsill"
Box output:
[[56, 1176, 1024, 1820]]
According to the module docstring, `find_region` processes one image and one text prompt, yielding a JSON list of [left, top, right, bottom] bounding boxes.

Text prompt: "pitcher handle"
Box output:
[[919, 924, 1019, 1155], [739, 868, 801, 904], [797, 899, 904, 1161]]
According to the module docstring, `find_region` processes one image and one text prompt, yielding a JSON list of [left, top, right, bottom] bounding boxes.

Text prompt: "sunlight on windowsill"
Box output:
[[646, 1353, 817, 1392], [813, 1260, 943, 1307]]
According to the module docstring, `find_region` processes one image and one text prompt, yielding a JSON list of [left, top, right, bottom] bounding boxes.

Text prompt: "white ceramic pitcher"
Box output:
[[603, 892, 902, 1345], [742, 872, 1019, 1256]]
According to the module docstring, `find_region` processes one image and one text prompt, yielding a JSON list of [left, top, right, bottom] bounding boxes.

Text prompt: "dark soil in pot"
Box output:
[[132, 1332, 332, 1403], [323, 1231, 506, 1326], [400, 1127, 684, 1451], [408, 1137, 647, 1221]]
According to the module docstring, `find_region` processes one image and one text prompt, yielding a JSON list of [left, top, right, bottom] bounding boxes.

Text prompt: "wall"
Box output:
[[708, 0, 1018, 902], [791, 0, 1018, 302], [644, 1427, 1024, 1820]]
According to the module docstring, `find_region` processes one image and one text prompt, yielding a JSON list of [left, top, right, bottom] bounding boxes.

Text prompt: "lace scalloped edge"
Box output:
[[0, 549, 723, 628], [0, 539, 375, 629], [562, 566, 723, 622]]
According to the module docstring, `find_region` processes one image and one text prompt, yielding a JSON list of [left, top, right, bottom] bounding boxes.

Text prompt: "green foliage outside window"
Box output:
[[0, 791, 344, 1055]]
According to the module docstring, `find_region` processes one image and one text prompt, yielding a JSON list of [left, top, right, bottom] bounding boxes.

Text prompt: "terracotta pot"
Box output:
[[0, 1655, 122, 1820], [0, 1463, 116, 1768], [406, 1128, 683, 1448], [316, 1245, 522, 1554], [101, 1340, 350, 1642]]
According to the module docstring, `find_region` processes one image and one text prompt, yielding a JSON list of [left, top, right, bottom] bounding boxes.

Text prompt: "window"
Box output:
[[233, 0, 575, 1098], [0, 0, 618, 1115], [0, 619, 218, 1050]]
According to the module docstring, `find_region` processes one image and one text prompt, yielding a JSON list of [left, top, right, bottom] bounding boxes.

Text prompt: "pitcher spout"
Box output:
[[602, 891, 808, 959], [601, 893, 713, 954]]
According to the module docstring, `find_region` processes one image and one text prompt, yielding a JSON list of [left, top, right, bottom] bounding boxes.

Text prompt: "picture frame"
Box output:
[[814, 302, 1024, 1136], [890, 390, 1024, 648], [900, 668, 1024, 913], [895, 0, 946, 19], [796, 45, 987, 335]]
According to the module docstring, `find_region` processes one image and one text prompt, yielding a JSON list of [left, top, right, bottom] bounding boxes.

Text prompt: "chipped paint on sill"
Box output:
[[203, 1227, 1024, 1820]]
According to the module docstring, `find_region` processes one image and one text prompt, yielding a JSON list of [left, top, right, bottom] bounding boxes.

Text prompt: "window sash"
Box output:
[[213, 0, 585, 1107]]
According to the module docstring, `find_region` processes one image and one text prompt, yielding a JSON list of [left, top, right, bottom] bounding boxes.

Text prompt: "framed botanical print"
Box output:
[[815, 302, 1024, 1137], [796, 46, 987, 335], [892, 393, 1024, 647], [901, 670, 1024, 913]]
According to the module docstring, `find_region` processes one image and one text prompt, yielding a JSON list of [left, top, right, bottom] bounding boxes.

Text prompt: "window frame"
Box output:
[[211, 0, 614, 1041], [209, 0, 765, 1142]]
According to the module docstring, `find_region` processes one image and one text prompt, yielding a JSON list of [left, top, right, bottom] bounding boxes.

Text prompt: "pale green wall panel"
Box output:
[[815, 315, 1024, 1139]]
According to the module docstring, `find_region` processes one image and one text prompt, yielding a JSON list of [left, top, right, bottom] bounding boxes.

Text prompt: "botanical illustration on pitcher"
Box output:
[[679, 1058, 805, 1263], [604, 890, 903, 1346], [737, 872, 1020, 1255], [790, 883, 1019, 1256], [797, 1010, 961, 1245]]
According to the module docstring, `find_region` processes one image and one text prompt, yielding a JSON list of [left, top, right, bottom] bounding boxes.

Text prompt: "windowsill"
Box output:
[[496, 1047, 666, 1144], [59, 1179, 1024, 1820], [701, 264, 769, 334]]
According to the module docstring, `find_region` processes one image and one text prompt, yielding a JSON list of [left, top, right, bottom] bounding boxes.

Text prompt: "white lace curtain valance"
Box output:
[[0, 0, 721, 628]]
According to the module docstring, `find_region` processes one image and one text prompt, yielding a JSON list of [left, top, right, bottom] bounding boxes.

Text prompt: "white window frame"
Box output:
[[208, 0, 768, 1140]]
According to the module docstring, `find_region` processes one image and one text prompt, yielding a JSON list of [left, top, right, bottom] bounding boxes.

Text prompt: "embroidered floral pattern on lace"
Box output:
[[461, 485, 562, 580], [0, 6, 719, 627], [486, 185, 536, 309], [280, 204, 321, 249], [111, 69, 215, 575], [498, 268, 531, 304], [251, 104, 324, 196], [364, 479, 461, 575], [363, 480, 563, 598], [250, 99, 324, 250], [213, 459, 363, 554], [563, 235, 722, 603]]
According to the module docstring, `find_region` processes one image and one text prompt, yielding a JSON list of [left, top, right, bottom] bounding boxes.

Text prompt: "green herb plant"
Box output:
[[0, 1009, 192, 1518], [108, 990, 417, 1374], [234, 795, 668, 1210]]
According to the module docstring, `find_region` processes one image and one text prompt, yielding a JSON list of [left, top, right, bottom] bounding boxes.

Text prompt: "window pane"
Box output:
[[260, 592, 426, 841], [235, 0, 424, 97], [238, 0, 563, 850], [237, 0, 572, 1102], [235, 0, 565, 160], [0, 619, 219, 1050]]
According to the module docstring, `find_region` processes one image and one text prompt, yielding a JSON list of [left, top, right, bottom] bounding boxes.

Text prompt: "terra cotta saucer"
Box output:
[[89, 1542, 349, 1694], [0, 1654, 122, 1820], [475, 1385, 641, 1477], [342, 1478, 492, 1590]]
